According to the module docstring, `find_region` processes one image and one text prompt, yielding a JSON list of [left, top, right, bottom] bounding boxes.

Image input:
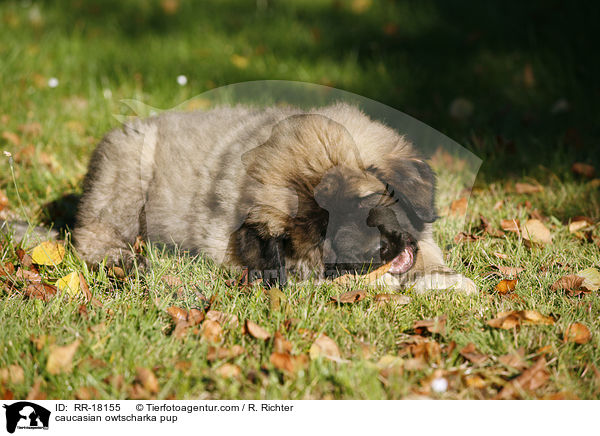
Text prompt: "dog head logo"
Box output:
[[2, 402, 50, 433]]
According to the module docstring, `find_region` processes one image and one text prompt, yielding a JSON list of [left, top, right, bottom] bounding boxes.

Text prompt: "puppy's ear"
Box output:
[[379, 159, 437, 223]]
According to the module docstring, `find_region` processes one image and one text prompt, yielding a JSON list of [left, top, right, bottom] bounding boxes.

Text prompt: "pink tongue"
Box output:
[[388, 247, 414, 274]]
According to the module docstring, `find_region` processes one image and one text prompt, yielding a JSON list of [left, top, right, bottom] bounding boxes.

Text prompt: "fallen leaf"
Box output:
[[491, 265, 524, 277], [551, 274, 585, 295], [459, 343, 488, 364], [75, 386, 99, 400], [273, 331, 293, 354], [55, 271, 80, 297], [309, 334, 342, 362], [270, 352, 308, 373], [215, 363, 241, 378], [515, 182, 543, 194], [496, 357, 549, 399], [230, 54, 249, 69], [31, 241, 65, 265], [487, 310, 555, 329], [333, 261, 391, 286], [201, 320, 222, 343], [495, 279, 518, 295], [464, 374, 486, 389], [521, 219, 552, 245], [166, 306, 188, 323], [24, 283, 57, 301], [206, 310, 238, 327], [479, 215, 505, 237], [571, 162, 595, 179], [373, 293, 411, 307], [351, 0, 372, 14], [413, 316, 447, 335], [523, 63, 535, 88], [160, 0, 180, 14], [15, 267, 41, 283], [18, 122, 42, 137], [26, 378, 45, 400], [1, 131, 21, 146], [568, 216, 594, 233], [331, 289, 366, 303], [188, 308, 205, 325], [0, 365, 25, 384], [498, 348, 528, 370], [454, 232, 481, 243], [501, 219, 520, 233], [0, 190, 9, 211], [243, 320, 270, 340], [268, 287, 288, 311], [376, 355, 404, 377], [578, 267, 600, 291], [564, 323, 591, 344], [449, 197, 468, 216], [206, 345, 245, 361], [78, 272, 93, 302], [46, 340, 80, 375], [135, 367, 159, 394], [493, 252, 508, 260]]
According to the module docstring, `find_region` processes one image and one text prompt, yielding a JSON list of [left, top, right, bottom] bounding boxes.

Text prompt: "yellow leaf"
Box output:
[[230, 54, 249, 69], [31, 241, 65, 265], [577, 267, 600, 291], [56, 271, 80, 297]]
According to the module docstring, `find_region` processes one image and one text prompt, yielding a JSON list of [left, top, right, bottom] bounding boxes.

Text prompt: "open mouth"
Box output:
[[387, 245, 415, 275]]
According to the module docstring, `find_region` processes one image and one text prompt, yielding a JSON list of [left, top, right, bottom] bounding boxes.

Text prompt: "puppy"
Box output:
[[74, 103, 476, 294]]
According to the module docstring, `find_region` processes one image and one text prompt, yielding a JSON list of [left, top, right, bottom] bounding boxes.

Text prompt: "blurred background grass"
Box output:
[[0, 0, 598, 221]]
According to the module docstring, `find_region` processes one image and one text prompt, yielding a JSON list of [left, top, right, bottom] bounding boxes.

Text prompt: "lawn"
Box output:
[[1, 0, 599, 400]]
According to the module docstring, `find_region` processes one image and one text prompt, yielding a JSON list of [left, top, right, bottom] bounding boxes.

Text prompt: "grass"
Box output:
[[1, 0, 599, 400]]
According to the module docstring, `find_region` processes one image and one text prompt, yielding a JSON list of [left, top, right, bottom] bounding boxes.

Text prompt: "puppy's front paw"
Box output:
[[379, 270, 478, 295], [411, 272, 478, 295]]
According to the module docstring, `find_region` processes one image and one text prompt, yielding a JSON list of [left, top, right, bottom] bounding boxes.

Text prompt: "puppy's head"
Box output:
[[240, 112, 437, 278]]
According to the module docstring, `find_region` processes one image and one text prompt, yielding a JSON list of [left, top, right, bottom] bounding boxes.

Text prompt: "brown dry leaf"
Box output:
[[78, 272, 93, 302], [135, 367, 159, 394], [406, 340, 442, 363], [521, 219, 552, 245], [309, 334, 342, 362], [571, 162, 595, 179], [215, 363, 241, 378], [551, 275, 585, 296], [495, 265, 524, 277], [495, 279, 518, 295], [331, 289, 366, 304], [18, 122, 42, 137], [449, 197, 468, 216], [244, 320, 271, 340], [166, 306, 188, 324], [564, 323, 591, 344], [413, 316, 447, 335], [515, 182, 543, 194], [26, 378, 46, 401], [493, 252, 508, 260], [459, 343, 488, 364], [373, 293, 411, 307], [479, 215, 505, 237], [160, 0, 180, 14], [31, 241, 65, 265], [333, 261, 391, 286], [0, 189, 9, 211], [487, 310, 555, 329], [568, 216, 594, 233], [501, 219, 520, 233], [206, 310, 239, 327], [496, 357, 549, 399], [270, 352, 308, 373], [188, 308, 204, 325], [24, 283, 57, 301], [46, 340, 80, 375], [464, 374, 487, 389], [0, 262, 15, 277], [523, 63, 536, 88], [0, 365, 25, 384], [201, 320, 222, 343], [2, 131, 21, 146], [206, 345, 245, 361], [498, 348, 528, 370], [454, 232, 481, 243], [75, 386, 99, 400], [273, 331, 293, 354]]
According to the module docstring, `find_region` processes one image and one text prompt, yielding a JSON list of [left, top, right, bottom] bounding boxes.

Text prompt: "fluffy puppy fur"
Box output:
[[74, 103, 476, 294]]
